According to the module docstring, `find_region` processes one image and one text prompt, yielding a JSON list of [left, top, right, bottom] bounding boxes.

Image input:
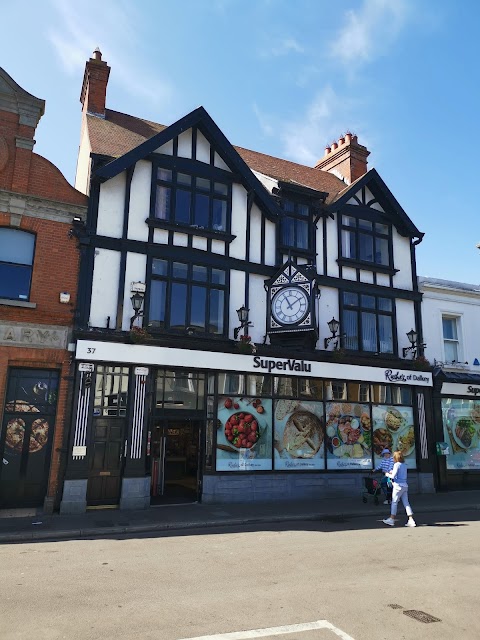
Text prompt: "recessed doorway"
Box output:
[[150, 419, 201, 504]]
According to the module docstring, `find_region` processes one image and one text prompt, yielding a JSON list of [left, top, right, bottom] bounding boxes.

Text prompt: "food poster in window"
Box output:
[[372, 405, 416, 469], [216, 397, 272, 471], [325, 402, 372, 469], [442, 398, 480, 469], [274, 400, 325, 470]]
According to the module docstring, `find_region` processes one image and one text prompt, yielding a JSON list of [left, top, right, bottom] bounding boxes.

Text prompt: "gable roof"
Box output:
[[86, 108, 346, 204], [328, 168, 423, 240], [93, 106, 285, 220]]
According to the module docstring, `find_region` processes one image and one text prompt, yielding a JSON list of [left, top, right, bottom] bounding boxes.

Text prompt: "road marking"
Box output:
[[178, 619, 356, 640]]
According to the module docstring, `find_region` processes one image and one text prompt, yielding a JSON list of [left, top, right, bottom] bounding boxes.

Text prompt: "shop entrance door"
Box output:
[[0, 368, 59, 508], [87, 418, 126, 507], [151, 419, 201, 504]]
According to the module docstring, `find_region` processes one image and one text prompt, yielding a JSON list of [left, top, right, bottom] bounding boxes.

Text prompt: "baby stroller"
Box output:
[[362, 476, 382, 505]]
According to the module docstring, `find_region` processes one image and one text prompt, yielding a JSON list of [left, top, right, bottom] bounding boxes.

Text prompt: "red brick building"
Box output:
[[0, 67, 87, 512]]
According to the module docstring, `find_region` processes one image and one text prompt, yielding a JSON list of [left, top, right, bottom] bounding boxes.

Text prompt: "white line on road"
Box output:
[[178, 619, 356, 640]]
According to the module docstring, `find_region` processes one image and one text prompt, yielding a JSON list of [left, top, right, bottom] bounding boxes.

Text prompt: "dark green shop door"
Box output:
[[87, 418, 126, 506]]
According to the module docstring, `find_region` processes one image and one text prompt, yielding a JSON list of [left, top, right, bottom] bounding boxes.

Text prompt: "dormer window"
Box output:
[[279, 199, 311, 251], [340, 215, 391, 267], [153, 167, 230, 233]]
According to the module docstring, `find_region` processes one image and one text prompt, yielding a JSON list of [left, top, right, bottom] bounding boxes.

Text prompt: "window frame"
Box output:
[[340, 290, 397, 354], [0, 227, 36, 302], [149, 157, 233, 238], [278, 197, 314, 253], [442, 314, 461, 363], [147, 258, 229, 337], [338, 211, 394, 272]]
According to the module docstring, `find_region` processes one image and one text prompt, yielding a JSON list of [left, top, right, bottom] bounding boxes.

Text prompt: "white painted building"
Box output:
[[419, 277, 480, 490], [60, 50, 435, 514]]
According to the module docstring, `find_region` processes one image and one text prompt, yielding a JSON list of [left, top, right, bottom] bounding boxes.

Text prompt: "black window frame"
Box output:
[[0, 227, 36, 302], [149, 158, 233, 238], [278, 198, 314, 253], [338, 212, 394, 271], [147, 258, 228, 337], [340, 290, 397, 354]]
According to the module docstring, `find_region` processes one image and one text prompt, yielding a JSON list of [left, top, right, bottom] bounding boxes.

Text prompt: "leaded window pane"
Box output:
[[361, 312, 377, 352], [211, 269, 226, 285], [194, 193, 209, 228], [282, 216, 295, 246], [341, 229, 356, 259], [152, 259, 168, 276], [378, 297, 392, 312], [375, 237, 389, 265], [175, 189, 191, 224], [361, 295, 375, 309], [359, 233, 374, 261], [209, 289, 224, 334], [172, 262, 188, 279], [214, 182, 228, 195], [378, 314, 393, 353], [157, 168, 172, 182], [170, 283, 187, 328], [212, 199, 226, 231], [296, 220, 308, 249], [344, 309, 358, 350], [149, 280, 166, 327], [358, 219, 372, 231], [192, 265, 208, 282], [191, 286, 206, 330]]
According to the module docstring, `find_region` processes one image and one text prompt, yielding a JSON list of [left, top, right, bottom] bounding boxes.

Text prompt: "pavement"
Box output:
[[0, 488, 479, 543]]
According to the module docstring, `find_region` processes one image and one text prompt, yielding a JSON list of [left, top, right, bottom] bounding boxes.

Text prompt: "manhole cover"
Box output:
[[388, 604, 403, 610], [403, 610, 441, 624]]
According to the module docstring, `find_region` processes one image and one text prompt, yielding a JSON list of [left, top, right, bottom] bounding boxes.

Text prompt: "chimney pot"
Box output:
[[339, 136, 345, 145], [325, 145, 331, 155], [331, 141, 338, 151], [345, 132, 352, 143], [314, 132, 370, 183], [93, 47, 102, 61]]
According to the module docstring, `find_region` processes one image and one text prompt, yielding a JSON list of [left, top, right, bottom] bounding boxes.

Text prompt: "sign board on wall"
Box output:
[[0, 321, 69, 349], [441, 383, 480, 396], [76, 340, 433, 386]]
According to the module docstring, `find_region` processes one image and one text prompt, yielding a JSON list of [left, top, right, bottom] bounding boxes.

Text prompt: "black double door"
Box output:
[[0, 368, 59, 508], [151, 419, 201, 504], [86, 418, 126, 506]]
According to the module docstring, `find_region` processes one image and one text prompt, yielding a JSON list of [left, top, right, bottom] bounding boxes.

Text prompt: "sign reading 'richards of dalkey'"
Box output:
[[0, 321, 69, 349]]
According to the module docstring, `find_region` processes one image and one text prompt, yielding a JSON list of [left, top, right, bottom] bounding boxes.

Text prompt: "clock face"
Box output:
[[272, 287, 309, 325]]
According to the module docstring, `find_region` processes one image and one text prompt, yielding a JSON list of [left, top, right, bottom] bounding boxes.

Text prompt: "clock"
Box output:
[[271, 287, 309, 325]]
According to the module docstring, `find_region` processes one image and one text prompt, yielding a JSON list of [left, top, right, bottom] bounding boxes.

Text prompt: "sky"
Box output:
[[1, 0, 479, 283]]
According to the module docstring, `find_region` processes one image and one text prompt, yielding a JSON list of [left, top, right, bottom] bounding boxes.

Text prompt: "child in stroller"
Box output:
[[374, 448, 394, 504]]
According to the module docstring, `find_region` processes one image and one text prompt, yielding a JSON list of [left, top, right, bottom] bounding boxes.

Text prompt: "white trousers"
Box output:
[[391, 484, 413, 517]]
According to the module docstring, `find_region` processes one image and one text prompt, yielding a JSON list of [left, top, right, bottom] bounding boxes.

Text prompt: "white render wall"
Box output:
[[97, 172, 126, 238], [395, 298, 417, 357], [90, 249, 121, 328], [420, 282, 480, 369], [122, 252, 148, 330], [128, 161, 152, 242], [392, 230, 412, 290]]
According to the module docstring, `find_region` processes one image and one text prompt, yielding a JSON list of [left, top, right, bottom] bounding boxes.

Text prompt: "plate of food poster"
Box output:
[[325, 403, 372, 464], [274, 400, 325, 470], [396, 425, 415, 457], [216, 396, 272, 471], [452, 416, 478, 450]]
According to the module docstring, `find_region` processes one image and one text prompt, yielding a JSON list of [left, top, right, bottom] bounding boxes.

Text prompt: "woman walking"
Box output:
[[382, 450, 416, 527]]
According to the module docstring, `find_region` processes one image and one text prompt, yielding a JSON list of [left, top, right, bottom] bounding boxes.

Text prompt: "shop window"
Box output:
[[274, 377, 299, 397], [153, 166, 230, 233], [299, 378, 323, 400], [324, 381, 347, 400], [342, 292, 394, 353], [279, 199, 311, 251], [93, 366, 129, 417], [155, 369, 205, 411], [442, 315, 461, 362], [348, 382, 370, 403], [217, 373, 245, 396], [0, 228, 35, 301], [246, 375, 272, 397], [340, 215, 391, 267], [148, 259, 227, 335]]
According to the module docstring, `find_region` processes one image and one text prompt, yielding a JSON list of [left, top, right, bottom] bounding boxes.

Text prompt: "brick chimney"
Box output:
[[315, 133, 370, 185], [80, 48, 110, 117]]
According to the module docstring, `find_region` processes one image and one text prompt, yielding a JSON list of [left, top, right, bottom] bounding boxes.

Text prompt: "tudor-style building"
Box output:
[[61, 50, 434, 513]]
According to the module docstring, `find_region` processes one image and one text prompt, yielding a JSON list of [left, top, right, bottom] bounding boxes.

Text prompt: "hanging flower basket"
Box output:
[[129, 326, 152, 343], [412, 355, 431, 370], [236, 335, 256, 354]]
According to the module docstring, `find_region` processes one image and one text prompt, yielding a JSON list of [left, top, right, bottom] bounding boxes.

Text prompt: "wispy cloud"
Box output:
[[48, 0, 172, 107], [280, 86, 364, 166], [260, 36, 305, 58], [330, 0, 410, 67]]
